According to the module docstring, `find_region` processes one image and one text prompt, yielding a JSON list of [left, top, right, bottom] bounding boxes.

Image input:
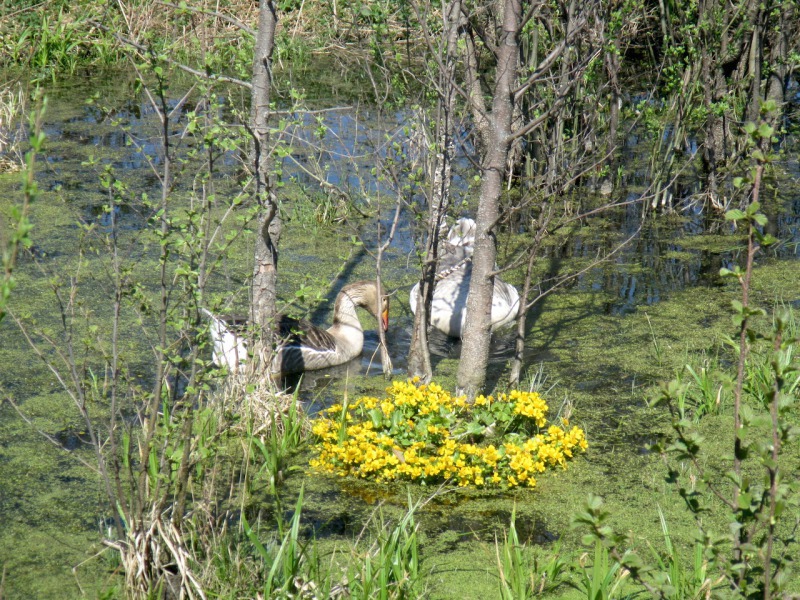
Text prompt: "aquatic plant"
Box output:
[[573, 113, 800, 599], [309, 379, 588, 489], [343, 495, 422, 600], [242, 487, 326, 599], [642, 506, 719, 599], [574, 540, 630, 600], [235, 487, 423, 600], [0, 83, 25, 173], [495, 508, 568, 598], [247, 384, 308, 497], [1, 93, 41, 325]]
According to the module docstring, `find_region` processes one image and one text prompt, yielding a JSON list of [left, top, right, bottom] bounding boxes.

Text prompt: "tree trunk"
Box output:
[[508, 203, 551, 386], [408, 0, 462, 381], [603, 12, 620, 194], [745, 1, 762, 124], [456, 0, 521, 399], [250, 0, 282, 362], [698, 0, 739, 205], [764, 1, 795, 129], [462, 20, 489, 157]]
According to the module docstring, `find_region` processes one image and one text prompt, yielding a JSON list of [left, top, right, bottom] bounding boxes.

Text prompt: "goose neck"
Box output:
[[333, 292, 361, 330]]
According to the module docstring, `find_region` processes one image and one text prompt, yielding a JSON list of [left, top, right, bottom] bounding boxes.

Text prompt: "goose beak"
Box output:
[[381, 309, 389, 331]]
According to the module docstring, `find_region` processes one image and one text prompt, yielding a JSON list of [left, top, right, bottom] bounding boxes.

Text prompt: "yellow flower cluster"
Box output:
[[309, 379, 588, 489], [509, 389, 548, 427]]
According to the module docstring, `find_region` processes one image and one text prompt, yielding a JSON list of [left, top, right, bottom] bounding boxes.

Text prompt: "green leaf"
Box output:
[[758, 233, 778, 246], [757, 123, 774, 139], [737, 491, 752, 510], [762, 99, 777, 113], [622, 552, 644, 569]]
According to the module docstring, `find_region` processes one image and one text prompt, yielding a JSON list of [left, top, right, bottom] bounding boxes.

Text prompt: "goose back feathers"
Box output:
[[272, 280, 389, 375], [410, 218, 520, 338]]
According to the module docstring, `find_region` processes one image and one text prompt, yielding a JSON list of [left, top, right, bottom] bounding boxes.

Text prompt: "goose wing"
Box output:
[[277, 315, 338, 354], [438, 246, 471, 273], [201, 309, 249, 370]]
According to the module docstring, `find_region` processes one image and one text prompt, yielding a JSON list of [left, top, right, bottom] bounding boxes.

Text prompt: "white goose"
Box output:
[[203, 280, 389, 376], [410, 218, 520, 338]]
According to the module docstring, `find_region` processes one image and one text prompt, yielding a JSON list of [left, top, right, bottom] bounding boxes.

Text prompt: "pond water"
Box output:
[[1, 70, 799, 598]]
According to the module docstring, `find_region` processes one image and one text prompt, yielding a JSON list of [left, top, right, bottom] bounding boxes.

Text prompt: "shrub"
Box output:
[[309, 379, 588, 489]]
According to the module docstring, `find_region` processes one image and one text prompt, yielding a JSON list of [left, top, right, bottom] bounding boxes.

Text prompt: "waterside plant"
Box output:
[[572, 113, 800, 599], [310, 379, 588, 489]]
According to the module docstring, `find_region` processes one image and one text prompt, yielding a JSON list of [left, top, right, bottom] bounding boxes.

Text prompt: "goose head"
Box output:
[[338, 280, 389, 331], [447, 217, 476, 249]]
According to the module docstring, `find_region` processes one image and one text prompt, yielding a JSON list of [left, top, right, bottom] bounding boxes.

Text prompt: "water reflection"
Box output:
[[19, 75, 800, 380]]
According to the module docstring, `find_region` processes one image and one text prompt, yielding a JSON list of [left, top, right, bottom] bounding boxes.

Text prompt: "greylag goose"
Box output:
[[203, 310, 248, 370], [203, 280, 389, 375], [409, 218, 520, 338]]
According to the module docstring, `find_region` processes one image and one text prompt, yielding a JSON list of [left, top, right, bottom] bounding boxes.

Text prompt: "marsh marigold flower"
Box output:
[[309, 379, 588, 489]]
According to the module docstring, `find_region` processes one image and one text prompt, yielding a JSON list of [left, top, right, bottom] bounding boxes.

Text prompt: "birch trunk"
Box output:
[[408, 0, 462, 381], [456, 0, 521, 399], [250, 0, 282, 362]]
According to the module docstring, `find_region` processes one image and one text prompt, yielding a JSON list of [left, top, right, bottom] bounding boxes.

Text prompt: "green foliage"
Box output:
[[664, 354, 731, 422], [249, 390, 307, 498], [5, 59, 266, 597], [575, 541, 630, 600], [574, 120, 800, 599], [643, 506, 719, 598], [5, 1, 799, 596], [243, 487, 328, 598], [345, 495, 421, 600], [238, 489, 422, 600], [0, 2, 121, 80], [1, 96, 43, 324], [495, 508, 568, 598], [572, 496, 719, 599], [289, 189, 355, 228], [0, 83, 25, 173]]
